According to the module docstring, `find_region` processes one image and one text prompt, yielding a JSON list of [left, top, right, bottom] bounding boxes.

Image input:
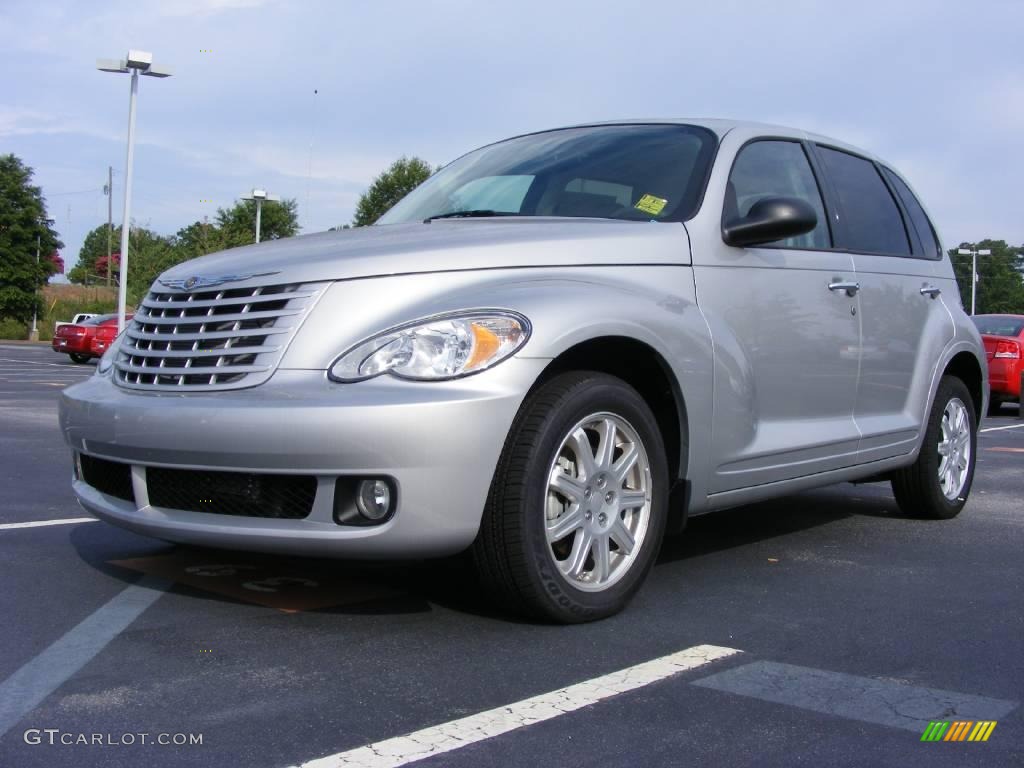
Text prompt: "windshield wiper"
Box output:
[[423, 210, 517, 223]]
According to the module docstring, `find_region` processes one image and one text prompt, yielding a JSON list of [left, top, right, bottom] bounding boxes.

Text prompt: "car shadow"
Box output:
[[69, 484, 905, 622]]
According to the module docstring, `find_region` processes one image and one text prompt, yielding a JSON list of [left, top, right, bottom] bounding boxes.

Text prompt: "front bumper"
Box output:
[[59, 361, 545, 557]]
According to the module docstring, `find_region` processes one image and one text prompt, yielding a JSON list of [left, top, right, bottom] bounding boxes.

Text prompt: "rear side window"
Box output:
[[726, 140, 830, 249], [816, 147, 910, 256], [881, 168, 940, 259]]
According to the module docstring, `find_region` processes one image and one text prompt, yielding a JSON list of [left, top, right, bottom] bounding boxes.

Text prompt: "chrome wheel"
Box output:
[[937, 397, 971, 500], [545, 412, 652, 592]]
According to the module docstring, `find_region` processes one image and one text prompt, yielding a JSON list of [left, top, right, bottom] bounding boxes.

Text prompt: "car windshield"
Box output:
[[378, 124, 717, 225], [972, 315, 1024, 337]]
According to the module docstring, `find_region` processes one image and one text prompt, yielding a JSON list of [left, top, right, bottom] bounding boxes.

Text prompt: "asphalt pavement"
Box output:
[[1, 342, 1021, 767]]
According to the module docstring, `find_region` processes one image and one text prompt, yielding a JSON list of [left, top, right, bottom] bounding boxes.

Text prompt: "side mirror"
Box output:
[[722, 196, 818, 248]]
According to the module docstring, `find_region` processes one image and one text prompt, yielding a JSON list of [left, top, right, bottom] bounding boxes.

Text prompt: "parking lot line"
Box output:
[[0, 518, 97, 531], [292, 644, 741, 768], [692, 660, 1018, 732], [980, 423, 1024, 433], [0, 576, 171, 739]]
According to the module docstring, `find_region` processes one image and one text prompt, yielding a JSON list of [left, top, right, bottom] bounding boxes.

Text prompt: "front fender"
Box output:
[[280, 266, 716, 508]]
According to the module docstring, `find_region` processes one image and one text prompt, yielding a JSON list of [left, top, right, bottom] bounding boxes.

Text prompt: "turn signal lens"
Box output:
[[329, 312, 530, 382]]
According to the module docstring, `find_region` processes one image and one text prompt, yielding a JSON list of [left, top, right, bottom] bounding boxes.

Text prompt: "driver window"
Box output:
[[727, 140, 831, 249]]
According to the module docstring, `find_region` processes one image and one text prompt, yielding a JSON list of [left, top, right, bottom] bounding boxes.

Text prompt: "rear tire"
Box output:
[[891, 376, 976, 520], [472, 372, 669, 623], [69, 353, 90, 364]]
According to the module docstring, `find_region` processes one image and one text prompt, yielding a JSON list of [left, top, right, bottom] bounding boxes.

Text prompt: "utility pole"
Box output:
[[104, 166, 113, 287]]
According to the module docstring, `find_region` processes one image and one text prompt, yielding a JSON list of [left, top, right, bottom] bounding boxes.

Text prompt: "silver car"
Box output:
[[60, 120, 987, 622]]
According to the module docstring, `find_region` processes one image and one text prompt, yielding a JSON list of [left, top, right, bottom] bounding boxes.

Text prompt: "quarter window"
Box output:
[[816, 147, 911, 256], [881, 168, 940, 259], [726, 140, 830, 249]]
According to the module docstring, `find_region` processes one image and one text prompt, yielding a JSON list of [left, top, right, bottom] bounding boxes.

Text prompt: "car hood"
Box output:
[[155, 218, 691, 288]]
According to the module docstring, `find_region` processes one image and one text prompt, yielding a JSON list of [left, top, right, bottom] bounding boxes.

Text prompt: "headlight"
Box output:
[[96, 332, 126, 376], [329, 311, 530, 382]]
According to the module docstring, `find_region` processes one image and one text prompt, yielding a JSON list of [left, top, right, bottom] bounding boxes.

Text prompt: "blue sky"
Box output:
[[2, 0, 1022, 271]]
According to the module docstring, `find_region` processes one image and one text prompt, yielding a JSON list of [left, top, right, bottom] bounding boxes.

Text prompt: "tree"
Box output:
[[124, 227, 180, 304], [69, 223, 122, 284], [0, 154, 62, 323], [353, 157, 433, 226], [949, 240, 1024, 315], [173, 218, 226, 259], [215, 198, 299, 248]]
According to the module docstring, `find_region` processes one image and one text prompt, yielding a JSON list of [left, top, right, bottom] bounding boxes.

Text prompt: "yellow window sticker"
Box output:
[[634, 194, 667, 216]]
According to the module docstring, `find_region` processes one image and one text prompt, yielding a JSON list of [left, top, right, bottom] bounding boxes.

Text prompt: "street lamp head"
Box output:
[[252, 188, 268, 200], [126, 50, 153, 69], [957, 248, 972, 255], [978, 249, 992, 256], [98, 50, 172, 78], [97, 58, 129, 73]]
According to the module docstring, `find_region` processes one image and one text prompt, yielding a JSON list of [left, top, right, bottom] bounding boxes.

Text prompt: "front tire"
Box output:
[[891, 376, 977, 520], [69, 353, 90, 364], [473, 372, 669, 623]]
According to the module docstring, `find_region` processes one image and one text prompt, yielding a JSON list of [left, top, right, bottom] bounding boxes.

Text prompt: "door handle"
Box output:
[[828, 280, 860, 297], [920, 285, 941, 298]]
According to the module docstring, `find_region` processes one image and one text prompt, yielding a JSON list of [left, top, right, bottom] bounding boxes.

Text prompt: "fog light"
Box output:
[[356, 479, 392, 521]]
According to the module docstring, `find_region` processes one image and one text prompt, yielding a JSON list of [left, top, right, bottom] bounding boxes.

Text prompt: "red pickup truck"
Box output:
[[52, 314, 132, 364]]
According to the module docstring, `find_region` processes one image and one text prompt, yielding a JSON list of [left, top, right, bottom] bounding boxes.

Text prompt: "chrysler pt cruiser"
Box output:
[[60, 120, 987, 622]]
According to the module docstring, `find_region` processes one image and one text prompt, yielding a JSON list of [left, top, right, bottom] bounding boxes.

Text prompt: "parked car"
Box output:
[[52, 314, 129, 364], [971, 314, 1023, 415], [90, 316, 134, 357], [54, 313, 98, 334], [60, 120, 987, 622]]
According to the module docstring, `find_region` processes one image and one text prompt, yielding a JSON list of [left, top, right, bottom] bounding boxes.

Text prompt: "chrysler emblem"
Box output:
[[158, 271, 280, 291]]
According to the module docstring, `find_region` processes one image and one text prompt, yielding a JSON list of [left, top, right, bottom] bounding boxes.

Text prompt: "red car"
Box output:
[[52, 314, 130, 364], [89, 316, 134, 357], [972, 314, 1024, 415]]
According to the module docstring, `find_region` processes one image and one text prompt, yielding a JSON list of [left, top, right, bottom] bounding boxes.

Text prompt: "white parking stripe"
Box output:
[[292, 644, 741, 768], [0, 357, 80, 368], [0, 518, 98, 530], [0, 576, 170, 738], [981, 423, 1024, 433]]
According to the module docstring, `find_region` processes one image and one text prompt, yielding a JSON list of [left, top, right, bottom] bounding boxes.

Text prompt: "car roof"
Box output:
[[539, 118, 882, 164]]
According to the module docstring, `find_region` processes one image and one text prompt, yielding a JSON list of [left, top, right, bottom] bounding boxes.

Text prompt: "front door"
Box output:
[[698, 139, 862, 494]]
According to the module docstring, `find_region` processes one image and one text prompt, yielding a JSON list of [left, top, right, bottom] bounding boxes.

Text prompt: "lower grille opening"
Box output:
[[79, 455, 135, 503], [146, 468, 316, 519]]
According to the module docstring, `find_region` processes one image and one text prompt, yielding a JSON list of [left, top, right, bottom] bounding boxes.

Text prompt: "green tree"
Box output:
[[215, 198, 299, 248], [353, 157, 433, 226], [69, 223, 122, 284], [949, 239, 1024, 315], [0, 154, 62, 323], [124, 227, 181, 304], [173, 218, 226, 259]]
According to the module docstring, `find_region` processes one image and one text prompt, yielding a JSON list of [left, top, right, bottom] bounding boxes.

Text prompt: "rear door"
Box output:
[[813, 146, 953, 462], [697, 138, 862, 493]]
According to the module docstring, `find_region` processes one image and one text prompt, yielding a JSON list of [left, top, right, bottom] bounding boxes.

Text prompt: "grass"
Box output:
[[0, 285, 119, 341]]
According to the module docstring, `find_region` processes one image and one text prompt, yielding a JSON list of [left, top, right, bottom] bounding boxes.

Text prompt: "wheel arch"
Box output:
[[530, 336, 691, 532], [942, 350, 985, 422]]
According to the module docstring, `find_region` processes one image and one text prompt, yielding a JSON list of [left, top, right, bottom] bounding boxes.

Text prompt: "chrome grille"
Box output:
[[115, 281, 324, 391]]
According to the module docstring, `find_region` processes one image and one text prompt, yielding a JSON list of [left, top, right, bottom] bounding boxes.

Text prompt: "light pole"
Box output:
[[957, 246, 992, 315], [97, 50, 172, 334], [240, 188, 280, 243], [29, 217, 54, 342]]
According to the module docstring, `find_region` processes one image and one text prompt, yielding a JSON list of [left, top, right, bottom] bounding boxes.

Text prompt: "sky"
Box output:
[[2, 0, 1022, 272]]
